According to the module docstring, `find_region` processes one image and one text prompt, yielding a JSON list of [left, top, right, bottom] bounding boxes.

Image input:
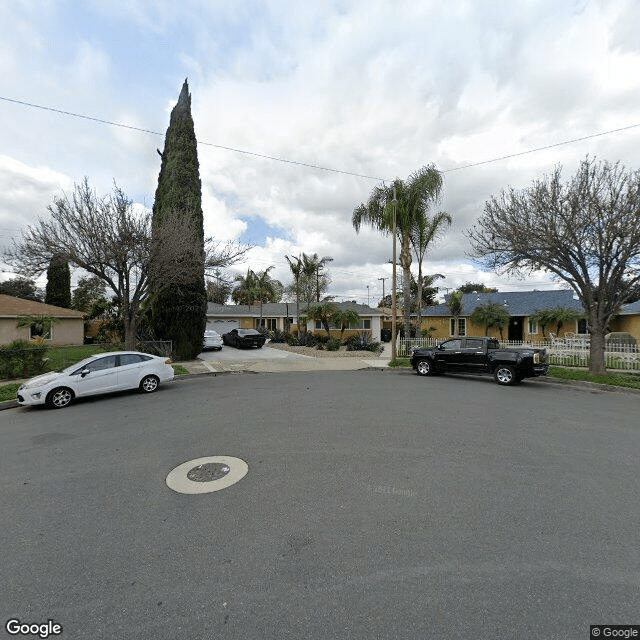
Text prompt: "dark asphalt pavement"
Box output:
[[1, 371, 639, 639]]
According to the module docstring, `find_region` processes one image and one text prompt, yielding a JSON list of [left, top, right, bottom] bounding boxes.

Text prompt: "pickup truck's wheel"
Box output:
[[494, 365, 518, 386], [416, 359, 432, 376]]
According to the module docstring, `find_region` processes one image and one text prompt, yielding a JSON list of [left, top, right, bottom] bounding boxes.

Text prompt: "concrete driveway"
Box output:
[[198, 342, 389, 372]]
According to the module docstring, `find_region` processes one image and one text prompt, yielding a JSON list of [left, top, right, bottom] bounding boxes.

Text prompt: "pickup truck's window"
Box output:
[[487, 339, 500, 350], [465, 339, 483, 349], [442, 339, 462, 350]]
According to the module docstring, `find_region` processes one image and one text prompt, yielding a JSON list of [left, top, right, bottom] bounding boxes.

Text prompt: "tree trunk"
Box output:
[[416, 264, 423, 337], [400, 231, 412, 340], [589, 322, 607, 375], [123, 299, 137, 351]]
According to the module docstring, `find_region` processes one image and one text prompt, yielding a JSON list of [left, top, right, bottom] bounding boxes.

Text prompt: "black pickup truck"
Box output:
[[410, 336, 548, 385]]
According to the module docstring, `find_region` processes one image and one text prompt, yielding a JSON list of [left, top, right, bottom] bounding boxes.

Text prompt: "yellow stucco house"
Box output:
[[416, 289, 640, 342]]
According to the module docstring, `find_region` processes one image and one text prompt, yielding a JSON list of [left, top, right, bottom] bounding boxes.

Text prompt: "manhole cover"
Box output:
[[187, 462, 230, 482], [166, 456, 248, 494]]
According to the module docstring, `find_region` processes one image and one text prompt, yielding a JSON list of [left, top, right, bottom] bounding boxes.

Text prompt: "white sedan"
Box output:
[[17, 351, 175, 409], [203, 330, 223, 351]]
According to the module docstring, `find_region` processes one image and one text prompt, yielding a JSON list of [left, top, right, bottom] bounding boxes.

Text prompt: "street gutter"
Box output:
[[2, 368, 639, 412]]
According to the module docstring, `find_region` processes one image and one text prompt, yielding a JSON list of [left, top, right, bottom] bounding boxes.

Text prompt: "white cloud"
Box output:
[[2, 0, 640, 303]]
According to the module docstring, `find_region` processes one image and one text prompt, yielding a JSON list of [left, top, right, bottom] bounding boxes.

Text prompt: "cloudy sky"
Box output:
[[2, 0, 640, 305]]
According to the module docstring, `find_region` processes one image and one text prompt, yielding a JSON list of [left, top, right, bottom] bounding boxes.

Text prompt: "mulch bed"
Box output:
[[267, 343, 383, 358]]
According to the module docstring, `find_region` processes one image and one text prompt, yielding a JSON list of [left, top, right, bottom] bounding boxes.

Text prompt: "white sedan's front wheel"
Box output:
[[46, 387, 74, 409]]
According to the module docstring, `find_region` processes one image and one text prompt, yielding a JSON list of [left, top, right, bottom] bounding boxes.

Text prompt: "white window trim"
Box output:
[[528, 319, 538, 335], [450, 317, 466, 336]]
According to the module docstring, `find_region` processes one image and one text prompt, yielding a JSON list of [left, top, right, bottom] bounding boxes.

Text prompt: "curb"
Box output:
[[2, 368, 638, 411]]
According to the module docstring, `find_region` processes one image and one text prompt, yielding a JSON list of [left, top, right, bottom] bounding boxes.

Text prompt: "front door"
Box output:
[[72, 355, 119, 396], [433, 338, 463, 371], [508, 317, 524, 342]]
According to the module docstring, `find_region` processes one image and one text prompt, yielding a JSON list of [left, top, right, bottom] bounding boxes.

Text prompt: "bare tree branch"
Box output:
[[467, 157, 640, 373]]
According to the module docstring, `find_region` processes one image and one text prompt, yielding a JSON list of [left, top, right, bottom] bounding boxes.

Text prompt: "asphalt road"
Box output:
[[1, 371, 639, 639]]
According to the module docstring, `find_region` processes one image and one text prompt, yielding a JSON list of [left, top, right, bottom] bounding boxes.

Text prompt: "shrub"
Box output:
[[327, 338, 341, 351], [0, 340, 48, 380], [297, 332, 318, 347], [345, 333, 383, 353], [269, 329, 289, 343]]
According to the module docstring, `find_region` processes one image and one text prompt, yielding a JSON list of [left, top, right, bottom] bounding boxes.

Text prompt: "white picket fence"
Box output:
[[398, 335, 640, 371]]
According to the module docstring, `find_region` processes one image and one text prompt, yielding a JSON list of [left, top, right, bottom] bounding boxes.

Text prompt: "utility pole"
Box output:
[[391, 186, 398, 362], [378, 277, 387, 304]]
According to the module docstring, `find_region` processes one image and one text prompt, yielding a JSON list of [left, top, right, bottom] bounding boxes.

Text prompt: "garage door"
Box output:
[[207, 319, 240, 335]]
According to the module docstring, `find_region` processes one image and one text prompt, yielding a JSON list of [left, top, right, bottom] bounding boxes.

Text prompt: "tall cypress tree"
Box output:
[[150, 79, 207, 359], [44, 253, 71, 308]]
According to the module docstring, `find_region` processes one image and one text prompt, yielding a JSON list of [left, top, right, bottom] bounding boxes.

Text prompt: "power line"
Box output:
[[2, 95, 640, 181], [0, 96, 384, 182], [442, 122, 640, 173]]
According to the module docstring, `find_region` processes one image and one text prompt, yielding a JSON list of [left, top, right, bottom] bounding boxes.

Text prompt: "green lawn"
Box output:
[[44, 345, 117, 371], [547, 366, 640, 390], [0, 383, 20, 402], [172, 364, 189, 376]]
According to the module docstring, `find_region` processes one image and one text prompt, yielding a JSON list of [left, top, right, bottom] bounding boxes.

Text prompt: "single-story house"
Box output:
[[0, 294, 84, 346], [416, 289, 588, 341], [612, 299, 640, 337], [206, 301, 384, 341]]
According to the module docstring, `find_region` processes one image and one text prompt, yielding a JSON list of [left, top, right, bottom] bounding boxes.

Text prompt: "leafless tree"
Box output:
[[467, 157, 640, 374], [5, 178, 251, 350]]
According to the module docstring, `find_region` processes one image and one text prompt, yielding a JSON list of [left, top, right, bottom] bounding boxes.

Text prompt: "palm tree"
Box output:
[[352, 164, 445, 340], [285, 255, 303, 334], [470, 302, 510, 337], [305, 301, 338, 338], [300, 252, 333, 303], [252, 266, 282, 323], [331, 307, 361, 341], [232, 268, 258, 307], [231, 267, 281, 320], [411, 209, 452, 332]]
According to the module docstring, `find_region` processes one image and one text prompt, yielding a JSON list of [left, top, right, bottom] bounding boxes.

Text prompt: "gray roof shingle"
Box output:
[[207, 301, 383, 317], [419, 289, 584, 317]]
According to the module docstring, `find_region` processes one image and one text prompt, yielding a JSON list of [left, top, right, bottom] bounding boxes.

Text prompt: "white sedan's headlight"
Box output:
[[19, 374, 58, 390]]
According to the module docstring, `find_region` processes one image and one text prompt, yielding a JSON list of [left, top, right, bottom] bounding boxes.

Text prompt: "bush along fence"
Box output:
[[398, 336, 640, 371], [0, 341, 173, 381]]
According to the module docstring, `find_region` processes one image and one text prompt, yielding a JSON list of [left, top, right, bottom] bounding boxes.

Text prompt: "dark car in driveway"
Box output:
[[222, 328, 266, 349]]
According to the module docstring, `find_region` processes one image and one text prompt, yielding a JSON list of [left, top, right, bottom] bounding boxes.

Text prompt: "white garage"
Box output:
[[206, 318, 240, 335]]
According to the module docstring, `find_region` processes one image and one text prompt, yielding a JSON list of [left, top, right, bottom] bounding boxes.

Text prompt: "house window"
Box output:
[[528, 319, 538, 335], [256, 318, 277, 331], [315, 320, 322, 330], [347, 319, 371, 330], [577, 318, 588, 334], [450, 318, 466, 336], [29, 321, 52, 340]]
